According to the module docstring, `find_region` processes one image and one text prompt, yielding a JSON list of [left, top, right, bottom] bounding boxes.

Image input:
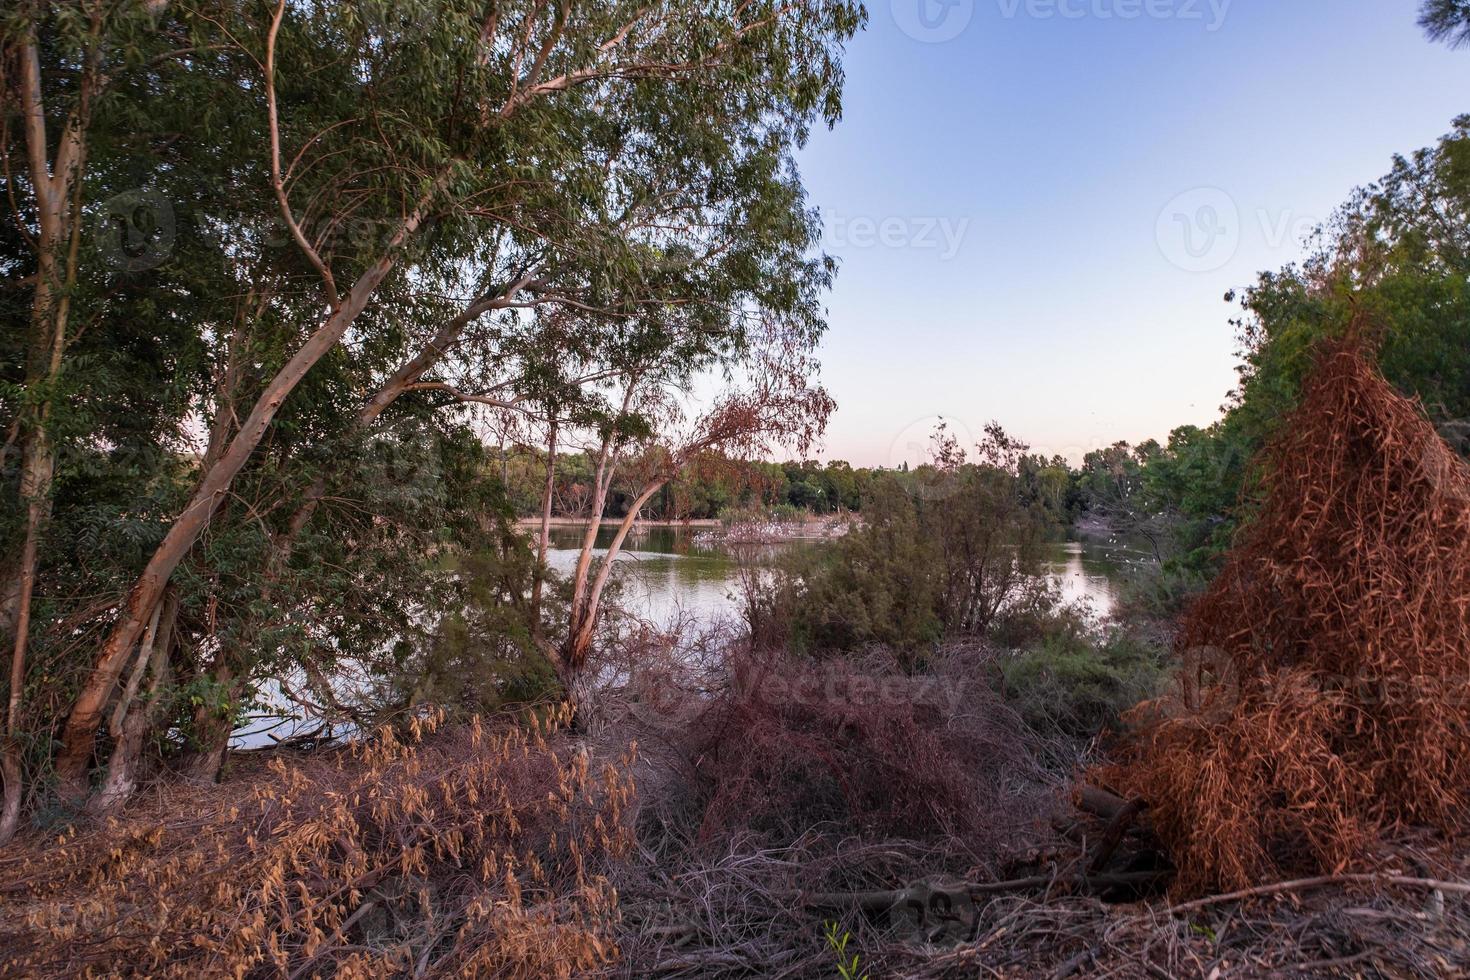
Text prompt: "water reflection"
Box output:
[[235, 524, 1149, 750], [546, 523, 1145, 625]]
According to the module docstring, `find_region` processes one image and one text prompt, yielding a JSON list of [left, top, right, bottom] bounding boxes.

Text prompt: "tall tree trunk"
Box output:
[[531, 425, 558, 627], [53, 172, 450, 798], [2, 19, 91, 836], [558, 478, 665, 729], [0, 498, 41, 844]]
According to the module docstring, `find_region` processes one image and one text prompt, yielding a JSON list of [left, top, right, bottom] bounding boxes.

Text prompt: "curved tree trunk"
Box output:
[[53, 174, 448, 798]]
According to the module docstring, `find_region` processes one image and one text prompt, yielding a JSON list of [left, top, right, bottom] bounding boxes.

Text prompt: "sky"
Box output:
[[796, 0, 1470, 468]]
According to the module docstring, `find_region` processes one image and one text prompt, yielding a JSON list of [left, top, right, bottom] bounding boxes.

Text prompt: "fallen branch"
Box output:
[[1160, 873, 1470, 917], [798, 871, 1170, 911]]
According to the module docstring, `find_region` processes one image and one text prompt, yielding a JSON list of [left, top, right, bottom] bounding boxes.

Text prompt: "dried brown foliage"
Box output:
[[1106, 340, 1470, 894], [600, 644, 1067, 978], [673, 646, 1056, 855], [0, 707, 636, 978]]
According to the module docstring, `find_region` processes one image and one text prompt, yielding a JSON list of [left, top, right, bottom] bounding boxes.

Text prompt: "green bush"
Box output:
[[751, 453, 1057, 662], [1001, 629, 1165, 741]]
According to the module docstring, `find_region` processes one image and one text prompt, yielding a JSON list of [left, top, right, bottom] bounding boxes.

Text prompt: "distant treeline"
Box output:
[[1066, 117, 1470, 607], [497, 445, 1079, 524]]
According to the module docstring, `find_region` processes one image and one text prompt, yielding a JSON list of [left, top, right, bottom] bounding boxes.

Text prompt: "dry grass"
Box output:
[[0, 707, 636, 978], [1104, 339, 1470, 895], [884, 840, 1470, 979]]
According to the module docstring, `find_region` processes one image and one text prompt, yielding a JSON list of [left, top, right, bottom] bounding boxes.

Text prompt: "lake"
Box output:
[[235, 521, 1149, 749], [545, 522, 1151, 626]]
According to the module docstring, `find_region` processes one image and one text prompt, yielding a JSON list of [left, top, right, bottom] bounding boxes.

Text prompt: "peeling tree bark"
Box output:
[[94, 592, 177, 810]]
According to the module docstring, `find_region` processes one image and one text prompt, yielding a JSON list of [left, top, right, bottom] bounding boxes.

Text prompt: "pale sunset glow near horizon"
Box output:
[[797, 0, 1470, 467]]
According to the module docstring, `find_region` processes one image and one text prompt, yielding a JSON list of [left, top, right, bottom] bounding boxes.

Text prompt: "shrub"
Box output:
[[1105, 341, 1470, 894], [669, 647, 1055, 854], [1001, 629, 1165, 741], [752, 459, 1058, 662]]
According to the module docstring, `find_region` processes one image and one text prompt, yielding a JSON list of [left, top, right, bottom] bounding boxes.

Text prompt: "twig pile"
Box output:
[[1106, 340, 1470, 894]]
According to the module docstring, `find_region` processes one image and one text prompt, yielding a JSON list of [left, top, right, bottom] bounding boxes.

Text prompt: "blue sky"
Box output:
[[797, 0, 1470, 467]]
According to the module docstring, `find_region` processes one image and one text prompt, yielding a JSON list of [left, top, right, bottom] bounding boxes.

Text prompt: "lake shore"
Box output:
[[515, 516, 723, 528]]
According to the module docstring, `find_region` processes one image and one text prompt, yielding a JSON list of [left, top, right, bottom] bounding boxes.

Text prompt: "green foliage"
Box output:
[[1000, 626, 1165, 741], [1068, 116, 1470, 611], [3, 0, 866, 797], [404, 537, 555, 714], [823, 921, 869, 980], [756, 425, 1060, 660], [768, 474, 944, 656]]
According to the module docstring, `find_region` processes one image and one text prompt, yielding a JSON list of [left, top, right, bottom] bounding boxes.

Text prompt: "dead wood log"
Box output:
[[1074, 783, 1130, 821]]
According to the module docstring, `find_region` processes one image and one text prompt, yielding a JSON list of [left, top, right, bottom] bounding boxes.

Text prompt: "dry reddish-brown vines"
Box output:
[[1106, 340, 1470, 894]]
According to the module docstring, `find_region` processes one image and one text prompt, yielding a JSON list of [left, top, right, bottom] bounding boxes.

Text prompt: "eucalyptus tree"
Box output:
[[167, 0, 863, 774], [555, 318, 834, 725], [20, 0, 863, 801], [1, 0, 263, 839]]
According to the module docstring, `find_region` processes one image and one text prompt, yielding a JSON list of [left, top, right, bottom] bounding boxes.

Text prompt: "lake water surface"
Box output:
[[545, 523, 1150, 625], [237, 522, 1147, 749]]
